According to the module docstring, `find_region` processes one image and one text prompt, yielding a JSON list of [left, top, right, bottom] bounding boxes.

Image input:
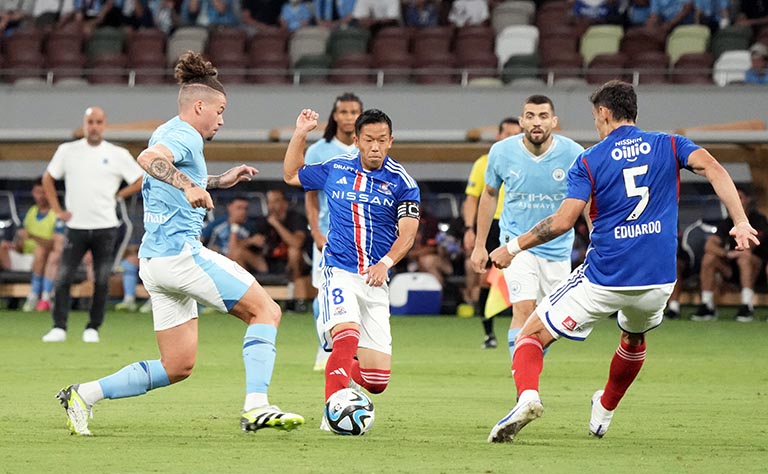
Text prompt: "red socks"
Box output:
[[512, 336, 544, 395], [601, 339, 646, 410], [351, 360, 390, 394], [325, 328, 360, 400]]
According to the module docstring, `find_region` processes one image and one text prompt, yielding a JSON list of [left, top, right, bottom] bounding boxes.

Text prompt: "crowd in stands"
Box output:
[[0, 0, 767, 85]]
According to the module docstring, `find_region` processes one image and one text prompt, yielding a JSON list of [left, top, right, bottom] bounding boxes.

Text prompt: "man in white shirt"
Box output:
[[41, 106, 144, 343]]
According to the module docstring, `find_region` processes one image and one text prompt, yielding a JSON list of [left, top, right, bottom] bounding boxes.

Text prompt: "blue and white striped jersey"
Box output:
[[298, 153, 420, 274]]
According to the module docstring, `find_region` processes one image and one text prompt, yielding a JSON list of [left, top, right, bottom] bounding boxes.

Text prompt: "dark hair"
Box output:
[[354, 109, 392, 136], [498, 117, 519, 133], [589, 80, 637, 122], [229, 195, 249, 204], [174, 51, 225, 95], [524, 95, 555, 114], [323, 92, 363, 142]]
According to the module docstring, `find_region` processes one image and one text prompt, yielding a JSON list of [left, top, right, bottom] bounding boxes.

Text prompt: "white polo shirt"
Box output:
[[46, 138, 144, 230]]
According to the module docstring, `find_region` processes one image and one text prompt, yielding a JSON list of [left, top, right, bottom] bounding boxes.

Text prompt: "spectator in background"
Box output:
[[403, 0, 439, 28], [690, 186, 768, 322], [279, 0, 313, 32], [313, 0, 355, 28], [0, 178, 58, 312], [624, 0, 652, 28], [29, 0, 71, 29], [571, 0, 623, 26], [148, 0, 180, 34], [40, 106, 144, 344], [58, 0, 123, 35], [462, 117, 521, 348], [351, 0, 400, 29], [735, 0, 768, 31], [694, 0, 730, 31], [406, 204, 453, 287], [0, 0, 32, 37], [180, 0, 239, 28], [253, 189, 312, 308], [645, 0, 694, 33], [745, 42, 768, 85], [119, 0, 154, 29], [448, 0, 489, 27], [241, 0, 284, 34], [200, 195, 268, 274]]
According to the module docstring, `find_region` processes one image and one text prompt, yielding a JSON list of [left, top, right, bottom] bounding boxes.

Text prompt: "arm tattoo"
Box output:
[[147, 156, 194, 190], [206, 174, 221, 189], [531, 216, 558, 243]]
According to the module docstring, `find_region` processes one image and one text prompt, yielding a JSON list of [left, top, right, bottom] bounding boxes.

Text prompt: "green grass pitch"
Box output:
[[0, 308, 766, 473]]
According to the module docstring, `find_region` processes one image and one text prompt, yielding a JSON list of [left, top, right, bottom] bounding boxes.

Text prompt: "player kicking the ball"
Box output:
[[283, 108, 419, 430], [55, 52, 304, 436], [487, 80, 759, 443]]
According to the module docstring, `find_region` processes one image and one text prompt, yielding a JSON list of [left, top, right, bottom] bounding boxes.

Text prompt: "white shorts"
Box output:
[[311, 245, 324, 289], [8, 250, 34, 272], [139, 245, 255, 331], [536, 265, 675, 341], [317, 266, 392, 355], [502, 251, 571, 303]]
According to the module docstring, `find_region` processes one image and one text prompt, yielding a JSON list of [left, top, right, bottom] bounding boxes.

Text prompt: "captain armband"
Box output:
[[397, 201, 420, 220]]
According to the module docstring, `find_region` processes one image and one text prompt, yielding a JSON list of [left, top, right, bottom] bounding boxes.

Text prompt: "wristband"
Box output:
[[506, 237, 521, 256], [379, 255, 394, 269]]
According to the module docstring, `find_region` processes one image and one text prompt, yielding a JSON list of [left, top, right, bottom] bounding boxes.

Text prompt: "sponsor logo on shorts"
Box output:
[[508, 280, 521, 296], [563, 316, 577, 331]]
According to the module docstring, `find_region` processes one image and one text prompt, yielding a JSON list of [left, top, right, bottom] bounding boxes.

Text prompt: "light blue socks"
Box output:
[[243, 324, 277, 394], [98, 360, 170, 399]]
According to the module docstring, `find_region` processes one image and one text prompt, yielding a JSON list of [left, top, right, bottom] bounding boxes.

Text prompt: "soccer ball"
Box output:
[[324, 388, 375, 436]]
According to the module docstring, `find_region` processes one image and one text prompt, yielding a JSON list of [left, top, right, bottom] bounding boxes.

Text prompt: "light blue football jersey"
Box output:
[[568, 125, 700, 288], [304, 137, 357, 235], [486, 133, 584, 261], [139, 116, 208, 258], [298, 153, 420, 275]]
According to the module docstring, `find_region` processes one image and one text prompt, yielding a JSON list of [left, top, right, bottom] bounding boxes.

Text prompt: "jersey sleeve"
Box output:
[[298, 161, 329, 191], [672, 134, 701, 168], [484, 144, 503, 190], [46, 144, 67, 179], [566, 152, 593, 202], [159, 128, 196, 165], [397, 181, 421, 204], [464, 156, 486, 197]]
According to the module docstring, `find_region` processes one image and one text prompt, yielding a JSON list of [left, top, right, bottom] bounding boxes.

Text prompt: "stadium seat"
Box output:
[[371, 26, 412, 56], [331, 53, 375, 84], [126, 28, 166, 58], [666, 24, 710, 65], [586, 53, 628, 84], [671, 52, 714, 84], [372, 54, 413, 84], [412, 27, 453, 57], [580, 24, 624, 66], [326, 27, 371, 62], [712, 50, 751, 86], [247, 51, 291, 84], [501, 53, 539, 84], [620, 27, 664, 57], [454, 25, 495, 60], [3, 28, 46, 82], [495, 25, 539, 68], [680, 219, 718, 275], [207, 27, 247, 58], [293, 53, 332, 84], [85, 27, 125, 60], [631, 51, 670, 84], [541, 50, 583, 82], [288, 27, 331, 65], [248, 29, 289, 56], [491, 0, 536, 32], [46, 41, 87, 83], [0, 191, 21, 241], [413, 52, 458, 85], [710, 25, 752, 60], [167, 27, 208, 65], [87, 54, 128, 84]]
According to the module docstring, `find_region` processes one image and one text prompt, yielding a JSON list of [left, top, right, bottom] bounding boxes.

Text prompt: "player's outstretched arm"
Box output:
[[284, 109, 319, 186], [688, 148, 760, 250], [138, 143, 213, 210], [207, 164, 259, 189]]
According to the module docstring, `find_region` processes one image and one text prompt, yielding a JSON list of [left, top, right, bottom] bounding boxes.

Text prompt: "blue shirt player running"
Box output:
[[284, 108, 420, 430], [55, 52, 304, 436], [486, 80, 760, 444], [303, 92, 362, 372], [471, 95, 584, 363]]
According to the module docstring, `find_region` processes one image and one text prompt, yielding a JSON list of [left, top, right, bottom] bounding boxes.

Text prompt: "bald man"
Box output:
[[41, 106, 144, 343]]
